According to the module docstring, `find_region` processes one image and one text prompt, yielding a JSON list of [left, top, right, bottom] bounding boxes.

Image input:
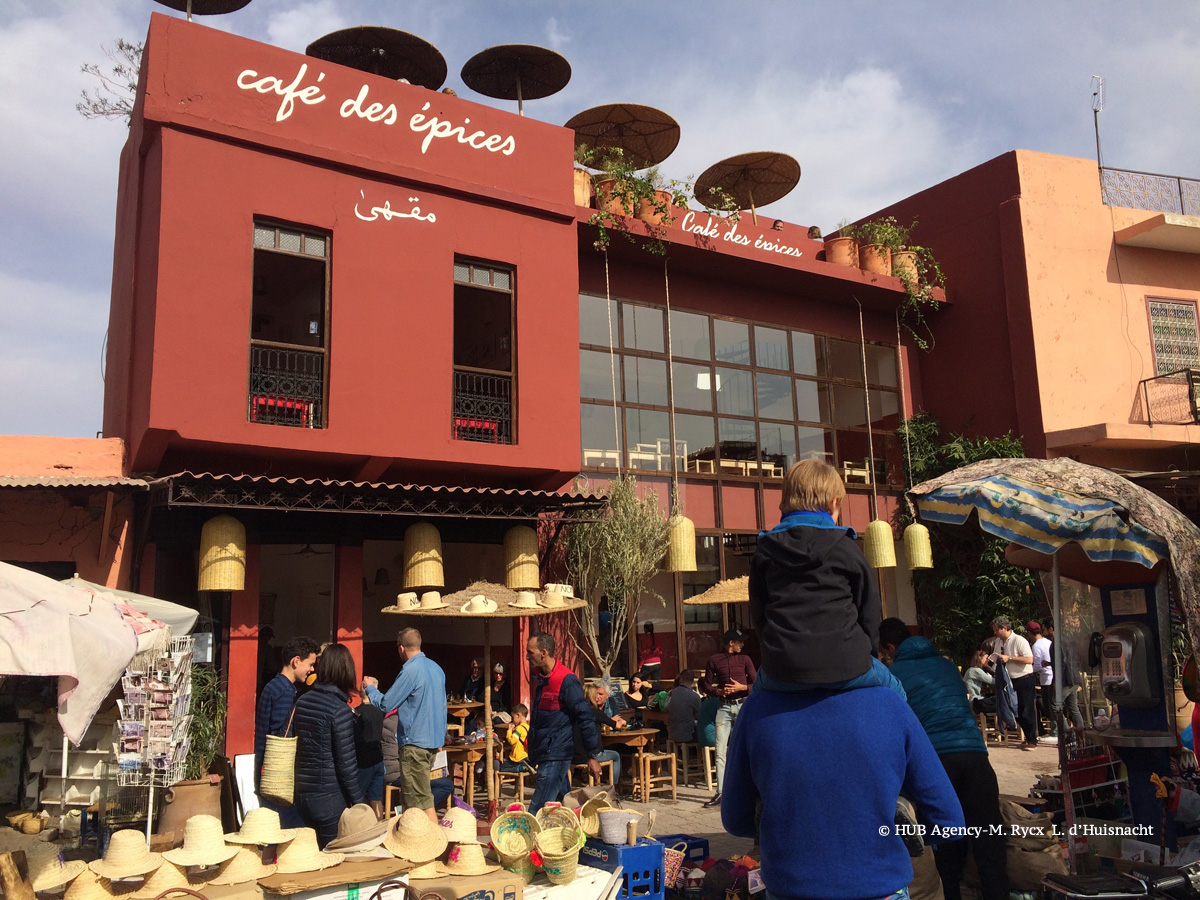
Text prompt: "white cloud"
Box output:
[[544, 17, 570, 51], [264, 0, 348, 53]]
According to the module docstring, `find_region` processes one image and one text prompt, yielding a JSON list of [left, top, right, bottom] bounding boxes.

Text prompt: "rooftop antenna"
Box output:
[[1091, 75, 1105, 171]]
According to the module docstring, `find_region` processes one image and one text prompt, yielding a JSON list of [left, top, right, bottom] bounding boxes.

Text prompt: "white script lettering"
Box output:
[[409, 103, 517, 156], [236, 64, 326, 123], [355, 190, 437, 224], [340, 85, 398, 125], [680, 212, 803, 258]]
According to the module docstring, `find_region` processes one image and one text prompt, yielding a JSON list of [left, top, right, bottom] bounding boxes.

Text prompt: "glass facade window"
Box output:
[[675, 413, 716, 474], [672, 362, 717, 411], [581, 349, 617, 401], [625, 408, 671, 470], [792, 331, 826, 377], [624, 356, 668, 406], [580, 294, 619, 346], [714, 320, 750, 364], [795, 379, 832, 424], [671, 309, 712, 360], [754, 326, 790, 371], [715, 367, 754, 417], [581, 403, 621, 468], [623, 303, 664, 353], [755, 372, 793, 421]]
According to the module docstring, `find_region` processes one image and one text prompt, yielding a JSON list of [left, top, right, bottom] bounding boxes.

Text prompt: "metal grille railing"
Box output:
[[248, 343, 325, 428], [1138, 369, 1200, 426], [452, 370, 512, 444], [1100, 166, 1200, 216]]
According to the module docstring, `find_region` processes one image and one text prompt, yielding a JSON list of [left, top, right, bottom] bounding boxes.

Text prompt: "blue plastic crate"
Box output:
[[655, 833, 709, 864], [581, 837, 665, 900]]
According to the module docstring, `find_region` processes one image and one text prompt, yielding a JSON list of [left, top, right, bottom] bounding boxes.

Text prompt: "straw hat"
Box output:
[[207, 847, 277, 885], [438, 807, 477, 843], [226, 807, 297, 845], [340, 847, 395, 862], [539, 584, 573, 609], [276, 828, 345, 874], [89, 830, 163, 879], [461, 594, 498, 614], [420, 591, 447, 610], [326, 804, 389, 852], [130, 860, 194, 899], [163, 815, 239, 867], [31, 858, 87, 892], [543, 583, 574, 597], [382, 808, 448, 863], [395, 592, 420, 610], [444, 843, 499, 876], [64, 870, 117, 900], [405, 860, 448, 880], [510, 591, 539, 609]]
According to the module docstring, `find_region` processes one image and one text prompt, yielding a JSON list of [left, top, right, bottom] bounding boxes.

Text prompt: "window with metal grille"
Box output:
[[248, 222, 330, 429], [453, 260, 514, 444], [1149, 298, 1200, 376]]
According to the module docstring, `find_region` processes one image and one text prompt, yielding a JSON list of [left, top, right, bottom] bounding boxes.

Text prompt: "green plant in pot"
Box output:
[[158, 664, 228, 836], [856, 216, 910, 276], [589, 147, 688, 255], [894, 243, 946, 351], [824, 218, 859, 267]]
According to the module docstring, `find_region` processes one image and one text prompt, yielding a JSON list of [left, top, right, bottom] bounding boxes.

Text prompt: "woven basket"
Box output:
[[403, 523, 444, 589], [665, 515, 696, 572], [903, 522, 933, 569], [533, 825, 583, 885], [259, 709, 297, 805], [198, 515, 246, 591], [864, 519, 897, 568], [578, 794, 612, 838], [663, 842, 688, 888], [597, 809, 641, 845], [503, 526, 540, 591], [534, 804, 579, 834], [490, 804, 541, 885]]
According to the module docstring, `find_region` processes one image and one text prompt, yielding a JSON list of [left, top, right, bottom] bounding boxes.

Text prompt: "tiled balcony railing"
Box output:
[[1101, 166, 1200, 217]]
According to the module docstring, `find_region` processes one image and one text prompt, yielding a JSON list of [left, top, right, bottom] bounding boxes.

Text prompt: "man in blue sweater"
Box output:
[[255, 635, 319, 826], [878, 618, 1008, 900], [723, 685, 963, 900]]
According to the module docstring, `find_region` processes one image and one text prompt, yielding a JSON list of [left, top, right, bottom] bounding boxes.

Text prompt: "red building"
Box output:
[[103, 15, 918, 756]]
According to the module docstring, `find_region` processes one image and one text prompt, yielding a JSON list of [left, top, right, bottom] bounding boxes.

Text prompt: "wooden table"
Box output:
[[443, 744, 485, 807], [601, 727, 660, 802], [641, 708, 669, 726], [447, 700, 483, 735]]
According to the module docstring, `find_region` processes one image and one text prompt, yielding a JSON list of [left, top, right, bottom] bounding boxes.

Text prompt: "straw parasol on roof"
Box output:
[[694, 152, 801, 225], [384, 580, 586, 813], [565, 103, 680, 170], [683, 576, 749, 606]]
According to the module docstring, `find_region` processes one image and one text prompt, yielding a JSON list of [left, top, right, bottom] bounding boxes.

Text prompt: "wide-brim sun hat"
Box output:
[[31, 858, 87, 892], [438, 806, 477, 843], [226, 807, 297, 845], [64, 870, 118, 900], [420, 591, 447, 609], [326, 804, 389, 852], [509, 591, 539, 609], [461, 594, 499, 614], [207, 847, 277, 885], [405, 860, 449, 880], [382, 808, 448, 863], [89, 829, 164, 879], [276, 828, 345, 874], [130, 860, 195, 899], [162, 815, 239, 867], [539, 584, 574, 608], [396, 592, 419, 609], [444, 842, 499, 876]]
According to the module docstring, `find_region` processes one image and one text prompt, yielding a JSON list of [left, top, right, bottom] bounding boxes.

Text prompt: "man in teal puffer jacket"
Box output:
[[879, 618, 1008, 900]]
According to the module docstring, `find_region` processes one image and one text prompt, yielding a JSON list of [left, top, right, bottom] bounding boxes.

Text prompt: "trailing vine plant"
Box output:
[[585, 146, 690, 256], [183, 664, 228, 781]]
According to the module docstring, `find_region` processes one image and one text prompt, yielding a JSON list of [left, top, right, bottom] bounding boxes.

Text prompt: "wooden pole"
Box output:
[[484, 619, 496, 820], [0, 851, 36, 900]]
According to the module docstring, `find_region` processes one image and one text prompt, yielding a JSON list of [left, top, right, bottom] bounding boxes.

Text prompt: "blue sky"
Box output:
[[2, 1, 1198, 440]]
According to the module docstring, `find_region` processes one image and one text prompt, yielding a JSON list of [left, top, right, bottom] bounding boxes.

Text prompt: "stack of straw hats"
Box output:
[[64, 870, 117, 900], [31, 858, 87, 893], [131, 861, 196, 899], [383, 808, 447, 864], [163, 815, 239, 869], [276, 828, 345, 873], [226, 807, 297, 846], [89, 830, 163, 880], [439, 805, 497, 876], [208, 848, 276, 886]]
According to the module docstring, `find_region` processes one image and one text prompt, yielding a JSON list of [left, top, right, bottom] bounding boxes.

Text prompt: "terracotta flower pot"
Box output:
[[823, 236, 858, 267], [893, 250, 918, 282], [635, 190, 672, 225], [155, 776, 224, 840], [860, 243, 892, 275], [593, 178, 629, 217], [573, 168, 593, 208]]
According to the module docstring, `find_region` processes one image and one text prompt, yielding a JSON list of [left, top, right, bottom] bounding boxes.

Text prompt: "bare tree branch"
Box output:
[[77, 39, 142, 125]]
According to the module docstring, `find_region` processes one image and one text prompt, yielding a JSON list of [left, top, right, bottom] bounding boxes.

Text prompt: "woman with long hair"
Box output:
[[292, 643, 367, 846]]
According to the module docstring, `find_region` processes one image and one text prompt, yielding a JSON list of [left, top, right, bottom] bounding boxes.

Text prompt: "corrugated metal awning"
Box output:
[[0, 476, 149, 490]]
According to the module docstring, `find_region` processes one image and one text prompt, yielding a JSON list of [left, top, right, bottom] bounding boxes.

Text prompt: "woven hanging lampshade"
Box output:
[[904, 522, 934, 569], [403, 522, 444, 589], [198, 515, 246, 591], [503, 526, 540, 590], [863, 519, 897, 569], [665, 514, 697, 572]]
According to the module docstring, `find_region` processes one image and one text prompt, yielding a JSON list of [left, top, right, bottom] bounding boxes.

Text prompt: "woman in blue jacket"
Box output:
[[292, 643, 366, 846]]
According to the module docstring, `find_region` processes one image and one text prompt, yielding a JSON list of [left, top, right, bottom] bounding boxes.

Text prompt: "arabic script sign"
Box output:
[[355, 190, 436, 225]]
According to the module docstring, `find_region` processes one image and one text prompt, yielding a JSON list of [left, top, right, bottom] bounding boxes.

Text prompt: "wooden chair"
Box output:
[[976, 712, 1006, 746], [641, 752, 676, 801], [384, 784, 401, 817], [494, 768, 527, 800], [669, 741, 714, 791], [571, 759, 614, 787]]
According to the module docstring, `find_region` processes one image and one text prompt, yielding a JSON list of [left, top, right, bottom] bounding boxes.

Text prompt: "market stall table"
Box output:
[[443, 744, 485, 807], [601, 727, 662, 802]]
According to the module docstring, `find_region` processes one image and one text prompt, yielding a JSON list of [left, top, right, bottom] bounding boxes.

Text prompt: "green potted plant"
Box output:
[[589, 148, 689, 255], [856, 216, 911, 276], [157, 664, 229, 836], [894, 243, 946, 351], [824, 219, 859, 267]]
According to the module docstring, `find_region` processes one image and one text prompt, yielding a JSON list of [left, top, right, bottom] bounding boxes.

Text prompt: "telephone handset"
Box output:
[[1088, 632, 1104, 669]]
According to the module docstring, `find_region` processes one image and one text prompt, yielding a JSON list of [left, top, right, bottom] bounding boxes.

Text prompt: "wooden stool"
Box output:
[[976, 712, 1006, 746], [669, 741, 714, 791], [641, 752, 676, 801], [494, 768, 527, 800], [572, 759, 614, 787], [384, 784, 400, 817]]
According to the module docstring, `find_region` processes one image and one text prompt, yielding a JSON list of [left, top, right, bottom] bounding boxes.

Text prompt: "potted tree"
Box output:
[[156, 664, 228, 836], [573, 144, 596, 208]]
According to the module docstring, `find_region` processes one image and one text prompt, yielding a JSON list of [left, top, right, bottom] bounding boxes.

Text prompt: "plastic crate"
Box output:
[[655, 834, 709, 864], [581, 837, 665, 900]]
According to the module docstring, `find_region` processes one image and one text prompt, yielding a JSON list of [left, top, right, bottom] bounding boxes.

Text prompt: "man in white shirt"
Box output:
[[990, 616, 1038, 750], [1029, 621, 1054, 738]]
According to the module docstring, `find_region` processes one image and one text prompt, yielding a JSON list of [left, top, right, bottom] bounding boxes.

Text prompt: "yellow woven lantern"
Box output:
[[504, 525, 540, 590], [198, 515, 246, 591], [665, 514, 697, 572], [403, 522, 444, 589], [863, 519, 897, 569], [904, 522, 933, 569]]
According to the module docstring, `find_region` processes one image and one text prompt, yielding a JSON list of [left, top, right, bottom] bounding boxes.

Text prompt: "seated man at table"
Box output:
[[667, 669, 702, 744]]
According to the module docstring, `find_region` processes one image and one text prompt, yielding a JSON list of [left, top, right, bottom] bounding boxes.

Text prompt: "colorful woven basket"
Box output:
[[489, 803, 541, 885], [532, 824, 583, 885]]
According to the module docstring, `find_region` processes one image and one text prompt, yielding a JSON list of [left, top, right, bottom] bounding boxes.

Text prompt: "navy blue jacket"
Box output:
[[889, 636, 987, 756], [254, 673, 297, 789], [293, 682, 366, 806], [528, 661, 600, 764]]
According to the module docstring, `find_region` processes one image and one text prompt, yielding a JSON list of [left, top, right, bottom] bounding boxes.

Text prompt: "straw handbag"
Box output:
[[663, 841, 688, 889], [260, 708, 297, 805]]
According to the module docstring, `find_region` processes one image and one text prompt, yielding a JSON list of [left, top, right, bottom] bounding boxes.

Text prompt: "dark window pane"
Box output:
[[718, 417, 758, 463], [624, 356, 668, 406], [623, 304, 664, 352], [795, 379, 831, 424], [834, 429, 875, 485], [580, 294, 618, 346], [865, 344, 898, 387], [827, 338, 865, 382], [251, 249, 326, 347], [714, 320, 750, 364], [723, 534, 757, 579], [670, 309, 711, 360], [676, 414, 716, 474], [581, 349, 617, 401], [715, 367, 755, 417], [581, 404, 621, 468], [754, 326, 789, 370], [625, 408, 671, 471], [453, 284, 511, 372], [759, 423, 796, 477], [673, 362, 716, 412], [792, 331, 826, 377], [755, 372, 793, 420], [831, 385, 899, 428], [797, 426, 835, 465]]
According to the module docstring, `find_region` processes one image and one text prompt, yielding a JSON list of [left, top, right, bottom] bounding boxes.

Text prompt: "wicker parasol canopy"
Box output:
[[154, 0, 251, 16], [694, 152, 801, 224], [565, 103, 680, 170], [381, 581, 588, 617], [683, 575, 749, 606], [461, 44, 571, 115], [306, 26, 447, 89]]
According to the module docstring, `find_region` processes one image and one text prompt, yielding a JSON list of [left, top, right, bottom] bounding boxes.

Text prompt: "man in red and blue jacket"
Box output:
[[526, 632, 601, 812]]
